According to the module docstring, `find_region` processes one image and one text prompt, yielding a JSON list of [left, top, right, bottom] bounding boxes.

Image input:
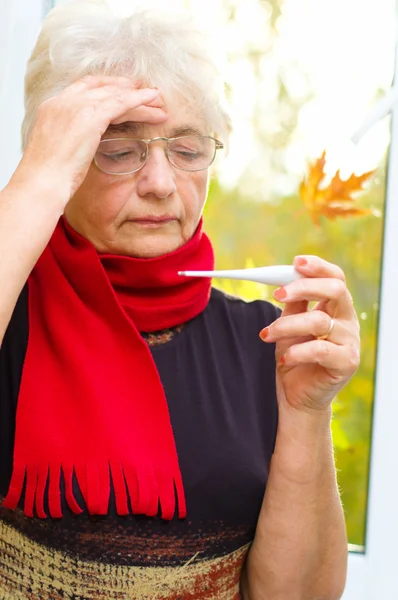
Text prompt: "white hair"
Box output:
[[21, 0, 231, 150]]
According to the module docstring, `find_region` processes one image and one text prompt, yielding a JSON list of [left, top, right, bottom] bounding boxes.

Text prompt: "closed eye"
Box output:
[[102, 151, 136, 161]]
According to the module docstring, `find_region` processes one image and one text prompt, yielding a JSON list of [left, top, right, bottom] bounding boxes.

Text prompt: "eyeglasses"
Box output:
[[94, 135, 224, 175]]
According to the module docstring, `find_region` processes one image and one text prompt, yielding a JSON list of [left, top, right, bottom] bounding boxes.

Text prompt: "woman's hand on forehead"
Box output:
[[18, 75, 169, 203], [111, 87, 168, 127]]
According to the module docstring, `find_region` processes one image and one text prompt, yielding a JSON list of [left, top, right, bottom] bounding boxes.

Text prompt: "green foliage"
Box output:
[[205, 159, 386, 546]]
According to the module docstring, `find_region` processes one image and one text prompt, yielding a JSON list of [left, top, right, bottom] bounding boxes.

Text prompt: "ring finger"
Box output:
[[260, 310, 348, 345], [281, 339, 359, 377]]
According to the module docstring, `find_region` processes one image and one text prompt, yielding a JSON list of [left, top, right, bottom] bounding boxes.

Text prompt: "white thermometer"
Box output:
[[178, 265, 302, 286]]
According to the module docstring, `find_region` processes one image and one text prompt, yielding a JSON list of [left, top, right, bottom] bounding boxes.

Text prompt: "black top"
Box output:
[[0, 286, 280, 599]]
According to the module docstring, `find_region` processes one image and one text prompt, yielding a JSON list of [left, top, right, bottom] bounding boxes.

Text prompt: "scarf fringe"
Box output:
[[3, 461, 186, 521]]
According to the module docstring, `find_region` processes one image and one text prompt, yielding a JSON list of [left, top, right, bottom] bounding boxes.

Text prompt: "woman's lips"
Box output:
[[129, 217, 177, 227]]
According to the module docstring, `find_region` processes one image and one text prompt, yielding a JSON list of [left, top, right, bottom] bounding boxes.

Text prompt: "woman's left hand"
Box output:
[[260, 256, 360, 413]]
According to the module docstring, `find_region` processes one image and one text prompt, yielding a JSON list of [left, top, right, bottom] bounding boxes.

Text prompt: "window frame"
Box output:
[[343, 4, 398, 596]]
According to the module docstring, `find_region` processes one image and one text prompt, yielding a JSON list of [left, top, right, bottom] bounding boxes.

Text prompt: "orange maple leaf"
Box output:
[[299, 150, 375, 225]]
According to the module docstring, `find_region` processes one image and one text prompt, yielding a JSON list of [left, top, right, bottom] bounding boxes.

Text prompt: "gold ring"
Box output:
[[317, 317, 335, 341]]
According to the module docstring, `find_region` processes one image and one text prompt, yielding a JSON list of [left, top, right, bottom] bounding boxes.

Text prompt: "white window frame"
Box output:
[[1, 1, 398, 598], [342, 19, 398, 599]]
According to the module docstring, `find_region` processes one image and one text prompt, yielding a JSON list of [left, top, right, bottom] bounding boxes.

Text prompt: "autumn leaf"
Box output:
[[299, 150, 375, 225]]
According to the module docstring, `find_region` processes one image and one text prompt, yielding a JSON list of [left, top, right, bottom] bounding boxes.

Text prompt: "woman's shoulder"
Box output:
[[209, 286, 281, 328]]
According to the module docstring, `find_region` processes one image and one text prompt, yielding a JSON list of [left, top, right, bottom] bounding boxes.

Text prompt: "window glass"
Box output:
[[60, 0, 395, 547]]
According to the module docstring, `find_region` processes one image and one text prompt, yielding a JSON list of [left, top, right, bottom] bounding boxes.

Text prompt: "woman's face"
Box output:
[[64, 100, 211, 258]]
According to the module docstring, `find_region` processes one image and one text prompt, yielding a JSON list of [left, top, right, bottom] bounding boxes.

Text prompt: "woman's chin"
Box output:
[[117, 229, 184, 258]]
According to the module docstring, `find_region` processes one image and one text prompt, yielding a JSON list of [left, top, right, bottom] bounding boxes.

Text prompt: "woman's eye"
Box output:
[[104, 151, 134, 162], [173, 149, 200, 159]]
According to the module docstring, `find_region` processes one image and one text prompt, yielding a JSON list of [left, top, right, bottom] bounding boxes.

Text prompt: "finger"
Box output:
[[313, 291, 355, 314], [260, 311, 352, 345], [280, 299, 308, 318], [293, 255, 346, 282], [272, 300, 310, 357], [111, 105, 168, 125], [99, 89, 164, 123], [274, 278, 354, 319], [281, 339, 360, 376], [85, 86, 158, 104], [66, 75, 143, 93], [145, 94, 166, 109], [83, 87, 167, 123]]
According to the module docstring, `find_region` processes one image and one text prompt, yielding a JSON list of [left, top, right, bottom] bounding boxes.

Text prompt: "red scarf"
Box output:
[[3, 217, 214, 520]]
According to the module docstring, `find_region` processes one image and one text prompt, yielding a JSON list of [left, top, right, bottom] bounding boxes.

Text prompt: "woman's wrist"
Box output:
[[272, 403, 334, 484], [7, 163, 69, 214]]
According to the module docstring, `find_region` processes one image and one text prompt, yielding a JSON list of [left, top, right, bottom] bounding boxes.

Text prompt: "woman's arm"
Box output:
[[0, 174, 65, 345], [242, 255, 359, 599], [243, 405, 347, 600]]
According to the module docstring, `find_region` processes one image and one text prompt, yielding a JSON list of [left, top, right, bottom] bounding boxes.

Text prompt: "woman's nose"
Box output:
[[136, 147, 177, 199]]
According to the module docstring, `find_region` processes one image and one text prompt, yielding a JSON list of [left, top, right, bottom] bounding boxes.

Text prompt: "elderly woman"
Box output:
[[0, 1, 359, 599]]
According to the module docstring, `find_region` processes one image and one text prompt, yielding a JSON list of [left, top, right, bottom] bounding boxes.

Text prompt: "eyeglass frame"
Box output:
[[94, 135, 225, 175]]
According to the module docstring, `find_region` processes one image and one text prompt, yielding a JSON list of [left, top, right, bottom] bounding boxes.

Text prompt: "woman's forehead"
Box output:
[[102, 94, 208, 139], [103, 122, 205, 139]]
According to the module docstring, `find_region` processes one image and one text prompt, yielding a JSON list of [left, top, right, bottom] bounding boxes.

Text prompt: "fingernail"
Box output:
[[280, 355, 286, 365], [259, 327, 269, 341], [295, 257, 308, 267], [273, 287, 287, 301]]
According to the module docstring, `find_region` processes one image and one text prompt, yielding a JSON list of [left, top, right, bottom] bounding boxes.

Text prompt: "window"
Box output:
[[201, 0, 393, 554]]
